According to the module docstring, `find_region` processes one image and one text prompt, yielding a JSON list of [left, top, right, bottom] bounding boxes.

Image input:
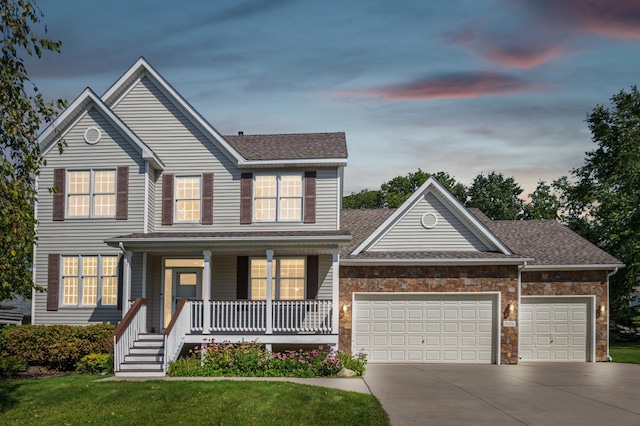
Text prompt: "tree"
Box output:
[[522, 180, 561, 220], [342, 169, 467, 209], [465, 172, 524, 220], [557, 86, 640, 324], [1, 0, 64, 301]]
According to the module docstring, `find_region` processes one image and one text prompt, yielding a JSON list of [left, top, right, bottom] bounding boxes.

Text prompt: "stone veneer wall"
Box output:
[[339, 265, 520, 364], [521, 270, 609, 362]]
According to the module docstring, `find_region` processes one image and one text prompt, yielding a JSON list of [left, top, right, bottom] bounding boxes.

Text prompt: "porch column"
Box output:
[[332, 248, 340, 336], [266, 249, 274, 334], [122, 250, 133, 319], [203, 250, 212, 334]]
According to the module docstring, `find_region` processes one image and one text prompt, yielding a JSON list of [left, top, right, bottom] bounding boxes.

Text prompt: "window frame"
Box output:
[[253, 172, 303, 222], [66, 169, 116, 218], [249, 257, 306, 300], [60, 255, 119, 308], [174, 175, 202, 223]]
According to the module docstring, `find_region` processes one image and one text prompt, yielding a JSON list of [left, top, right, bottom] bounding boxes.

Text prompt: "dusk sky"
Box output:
[[30, 0, 640, 196]]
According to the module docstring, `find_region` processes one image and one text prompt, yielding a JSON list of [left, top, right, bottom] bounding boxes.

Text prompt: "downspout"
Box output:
[[606, 267, 619, 362]]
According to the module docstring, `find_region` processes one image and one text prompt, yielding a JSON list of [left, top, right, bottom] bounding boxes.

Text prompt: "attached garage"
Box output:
[[352, 293, 499, 364], [519, 297, 595, 362]]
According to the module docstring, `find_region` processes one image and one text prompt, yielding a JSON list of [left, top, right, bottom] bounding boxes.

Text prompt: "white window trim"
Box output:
[[66, 169, 116, 219], [174, 175, 202, 223], [249, 257, 306, 300], [60, 255, 119, 308], [253, 172, 304, 222]]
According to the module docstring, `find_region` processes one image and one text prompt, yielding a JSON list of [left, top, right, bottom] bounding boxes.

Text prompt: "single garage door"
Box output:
[[353, 293, 497, 363], [520, 297, 592, 362]]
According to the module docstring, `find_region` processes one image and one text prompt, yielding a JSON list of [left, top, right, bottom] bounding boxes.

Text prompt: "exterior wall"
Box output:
[[112, 76, 340, 232], [371, 193, 489, 252], [147, 168, 157, 232], [339, 265, 520, 364], [35, 108, 146, 325], [318, 254, 333, 299], [521, 270, 609, 362]]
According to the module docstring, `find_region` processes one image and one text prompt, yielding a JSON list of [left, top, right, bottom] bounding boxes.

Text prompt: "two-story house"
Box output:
[[34, 58, 622, 376]]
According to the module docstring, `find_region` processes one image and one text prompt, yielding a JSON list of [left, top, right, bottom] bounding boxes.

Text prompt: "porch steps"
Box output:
[[115, 333, 166, 377]]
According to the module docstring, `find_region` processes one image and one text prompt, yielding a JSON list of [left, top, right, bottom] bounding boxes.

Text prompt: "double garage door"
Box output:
[[353, 293, 498, 363], [520, 297, 592, 362]]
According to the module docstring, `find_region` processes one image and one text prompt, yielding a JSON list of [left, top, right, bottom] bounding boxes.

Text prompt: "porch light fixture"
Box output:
[[597, 304, 606, 318], [503, 302, 514, 319]]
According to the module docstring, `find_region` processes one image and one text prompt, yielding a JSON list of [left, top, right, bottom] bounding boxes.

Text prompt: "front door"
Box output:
[[172, 268, 202, 312]]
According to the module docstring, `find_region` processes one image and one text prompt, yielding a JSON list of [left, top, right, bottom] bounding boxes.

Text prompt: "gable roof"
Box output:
[[467, 209, 623, 269], [38, 88, 164, 170], [350, 177, 512, 256], [101, 57, 347, 168], [224, 132, 348, 161]]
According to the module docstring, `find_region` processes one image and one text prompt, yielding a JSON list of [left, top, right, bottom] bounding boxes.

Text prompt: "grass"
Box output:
[[0, 375, 389, 425], [610, 341, 640, 364]]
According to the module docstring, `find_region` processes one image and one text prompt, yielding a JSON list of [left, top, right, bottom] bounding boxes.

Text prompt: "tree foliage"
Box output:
[[522, 180, 561, 220], [342, 169, 466, 209], [465, 172, 524, 220], [557, 86, 640, 324], [1, 0, 64, 301]]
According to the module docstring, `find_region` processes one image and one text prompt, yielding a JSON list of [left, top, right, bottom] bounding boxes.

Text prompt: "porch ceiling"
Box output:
[[105, 230, 352, 253]]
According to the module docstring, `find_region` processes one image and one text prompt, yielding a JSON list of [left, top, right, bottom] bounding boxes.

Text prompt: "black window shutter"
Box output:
[[304, 171, 316, 224], [116, 166, 129, 220], [162, 173, 174, 225], [306, 255, 319, 299], [240, 173, 252, 224], [202, 173, 214, 225], [53, 169, 65, 221], [236, 256, 249, 299], [47, 254, 60, 311]]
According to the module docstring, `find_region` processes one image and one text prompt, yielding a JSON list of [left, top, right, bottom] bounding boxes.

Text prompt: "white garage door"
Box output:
[[353, 293, 497, 363], [520, 297, 591, 362]]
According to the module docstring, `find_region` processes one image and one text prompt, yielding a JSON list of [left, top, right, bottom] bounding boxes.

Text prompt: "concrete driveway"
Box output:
[[363, 363, 640, 425]]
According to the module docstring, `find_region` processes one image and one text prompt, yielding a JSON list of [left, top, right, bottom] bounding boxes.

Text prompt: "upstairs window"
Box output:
[[254, 173, 302, 222], [175, 176, 201, 222], [67, 170, 115, 218]]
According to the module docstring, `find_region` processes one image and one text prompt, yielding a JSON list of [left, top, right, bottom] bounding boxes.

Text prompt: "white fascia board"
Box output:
[[341, 257, 533, 266], [106, 235, 352, 248], [351, 177, 512, 255], [238, 158, 348, 168], [38, 88, 164, 170], [523, 264, 625, 271], [101, 57, 245, 166]]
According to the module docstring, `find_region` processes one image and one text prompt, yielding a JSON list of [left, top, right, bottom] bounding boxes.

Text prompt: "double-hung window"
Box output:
[[254, 173, 303, 221], [250, 258, 305, 300], [175, 176, 201, 222], [62, 255, 118, 307], [67, 170, 115, 217]]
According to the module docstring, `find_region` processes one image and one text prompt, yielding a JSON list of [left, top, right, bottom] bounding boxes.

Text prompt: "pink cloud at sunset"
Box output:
[[336, 73, 549, 101], [483, 45, 565, 69]]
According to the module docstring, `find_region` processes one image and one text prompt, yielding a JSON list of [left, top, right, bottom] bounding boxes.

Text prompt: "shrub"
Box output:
[[0, 324, 115, 371], [76, 353, 113, 374], [0, 355, 24, 378], [168, 341, 367, 378]]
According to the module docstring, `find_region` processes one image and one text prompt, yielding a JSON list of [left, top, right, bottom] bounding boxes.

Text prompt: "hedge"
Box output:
[[0, 324, 115, 371]]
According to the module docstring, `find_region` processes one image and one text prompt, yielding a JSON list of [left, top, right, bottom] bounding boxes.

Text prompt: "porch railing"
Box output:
[[113, 298, 147, 372], [187, 299, 333, 334], [164, 297, 191, 371]]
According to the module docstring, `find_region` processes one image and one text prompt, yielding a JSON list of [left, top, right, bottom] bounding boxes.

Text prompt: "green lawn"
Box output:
[[0, 375, 389, 425], [610, 342, 640, 364]]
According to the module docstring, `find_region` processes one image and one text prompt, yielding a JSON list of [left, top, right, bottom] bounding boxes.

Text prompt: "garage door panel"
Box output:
[[354, 294, 496, 363], [520, 298, 589, 362]]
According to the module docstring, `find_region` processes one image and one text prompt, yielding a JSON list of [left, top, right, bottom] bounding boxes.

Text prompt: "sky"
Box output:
[[27, 0, 640, 196]]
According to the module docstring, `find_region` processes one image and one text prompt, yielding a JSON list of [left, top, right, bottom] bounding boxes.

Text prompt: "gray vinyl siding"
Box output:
[[130, 253, 143, 299], [34, 107, 146, 325], [317, 254, 333, 299], [147, 168, 157, 232], [370, 193, 490, 252], [112, 77, 339, 231], [212, 256, 237, 299]]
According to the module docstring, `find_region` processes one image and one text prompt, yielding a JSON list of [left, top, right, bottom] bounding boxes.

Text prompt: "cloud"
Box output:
[[524, 0, 640, 39], [336, 73, 549, 101], [482, 45, 564, 69]]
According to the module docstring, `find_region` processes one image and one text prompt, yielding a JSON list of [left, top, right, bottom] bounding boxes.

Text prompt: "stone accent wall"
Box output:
[[521, 270, 609, 361], [340, 265, 520, 364]]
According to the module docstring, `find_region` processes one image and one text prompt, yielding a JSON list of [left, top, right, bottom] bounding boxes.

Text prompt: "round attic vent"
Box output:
[[421, 212, 438, 229], [84, 127, 101, 144]]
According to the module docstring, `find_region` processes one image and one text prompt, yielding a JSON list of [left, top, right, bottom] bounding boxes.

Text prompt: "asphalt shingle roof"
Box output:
[[340, 208, 622, 266], [224, 132, 348, 161]]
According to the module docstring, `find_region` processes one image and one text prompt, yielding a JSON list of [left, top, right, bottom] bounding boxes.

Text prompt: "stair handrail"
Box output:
[[163, 297, 193, 372], [113, 298, 147, 372]]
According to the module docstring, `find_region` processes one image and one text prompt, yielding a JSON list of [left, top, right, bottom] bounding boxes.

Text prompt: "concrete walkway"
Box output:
[[362, 363, 640, 426]]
